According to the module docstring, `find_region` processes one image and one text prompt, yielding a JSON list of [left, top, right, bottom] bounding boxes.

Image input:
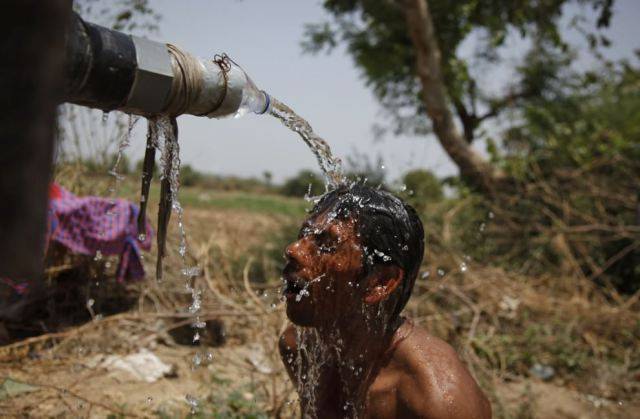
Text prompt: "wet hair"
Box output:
[[309, 183, 425, 320]]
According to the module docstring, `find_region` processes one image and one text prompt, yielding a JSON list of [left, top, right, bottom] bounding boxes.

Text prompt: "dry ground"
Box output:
[[1, 202, 639, 418]]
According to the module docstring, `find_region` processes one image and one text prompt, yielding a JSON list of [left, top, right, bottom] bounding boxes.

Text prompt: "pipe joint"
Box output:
[[124, 36, 173, 115]]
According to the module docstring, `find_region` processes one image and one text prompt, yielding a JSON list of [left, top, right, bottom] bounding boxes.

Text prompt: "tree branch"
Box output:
[[478, 87, 538, 122], [401, 0, 503, 194], [452, 96, 478, 144]]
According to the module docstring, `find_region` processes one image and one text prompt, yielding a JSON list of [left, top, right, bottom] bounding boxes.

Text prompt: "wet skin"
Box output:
[[279, 213, 491, 418]]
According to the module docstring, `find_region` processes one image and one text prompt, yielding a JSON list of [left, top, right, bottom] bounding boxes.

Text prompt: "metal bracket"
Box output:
[[125, 36, 174, 115]]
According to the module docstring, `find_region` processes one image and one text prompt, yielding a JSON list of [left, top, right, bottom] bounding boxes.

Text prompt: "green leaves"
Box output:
[[301, 23, 337, 54], [304, 0, 616, 143]]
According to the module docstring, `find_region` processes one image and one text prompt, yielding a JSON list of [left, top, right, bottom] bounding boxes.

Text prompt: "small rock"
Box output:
[[529, 363, 555, 381]]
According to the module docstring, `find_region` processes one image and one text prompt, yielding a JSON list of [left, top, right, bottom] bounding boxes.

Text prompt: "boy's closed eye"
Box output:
[[315, 231, 337, 253]]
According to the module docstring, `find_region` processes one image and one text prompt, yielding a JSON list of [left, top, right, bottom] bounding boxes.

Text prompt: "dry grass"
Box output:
[[1, 184, 639, 417]]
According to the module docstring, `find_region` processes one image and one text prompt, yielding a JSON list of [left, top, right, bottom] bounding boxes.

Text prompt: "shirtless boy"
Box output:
[[279, 184, 491, 418]]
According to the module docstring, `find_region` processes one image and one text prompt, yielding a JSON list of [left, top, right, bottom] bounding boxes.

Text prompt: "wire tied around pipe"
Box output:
[[165, 45, 232, 117], [165, 44, 200, 116]]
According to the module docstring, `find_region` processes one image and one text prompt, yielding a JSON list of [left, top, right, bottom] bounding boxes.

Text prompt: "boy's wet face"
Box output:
[[282, 210, 365, 327]]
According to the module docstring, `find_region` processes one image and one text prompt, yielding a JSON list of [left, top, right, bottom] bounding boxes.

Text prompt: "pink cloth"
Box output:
[[1, 184, 154, 294], [47, 184, 153, 282]]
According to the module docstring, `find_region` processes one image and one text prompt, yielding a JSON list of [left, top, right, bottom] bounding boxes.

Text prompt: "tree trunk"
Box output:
[[0, 1, 71, 281], [402, 0, 502, 194]]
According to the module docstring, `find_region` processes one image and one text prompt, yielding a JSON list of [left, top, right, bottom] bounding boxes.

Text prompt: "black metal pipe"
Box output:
[[62, 12, 269, 118], [64, 12, 137, 111]]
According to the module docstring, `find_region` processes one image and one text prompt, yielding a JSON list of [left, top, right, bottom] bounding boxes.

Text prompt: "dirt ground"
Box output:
[[1, 328, 638, 418], [1, 205, 639, 418]]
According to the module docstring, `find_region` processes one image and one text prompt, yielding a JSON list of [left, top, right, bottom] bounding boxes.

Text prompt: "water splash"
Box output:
[[153, 116, 205, 369], [154, 117, 176, 281], [137, 119, 158, 237], [185, 394, 199, 414], [459, 261, 468, 273], [267, 97, 346, 190], [108, 114, 139, 182], [293, 328, 331, 419], [105, 115, 139, 221]]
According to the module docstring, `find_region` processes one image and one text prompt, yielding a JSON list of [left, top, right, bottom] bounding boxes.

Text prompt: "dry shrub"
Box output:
[[408, 246, 640, 414]]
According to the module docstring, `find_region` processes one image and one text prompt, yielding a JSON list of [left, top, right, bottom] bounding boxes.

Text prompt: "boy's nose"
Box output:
[[284, 240, 300, 261], [285, 238, 309, 264]]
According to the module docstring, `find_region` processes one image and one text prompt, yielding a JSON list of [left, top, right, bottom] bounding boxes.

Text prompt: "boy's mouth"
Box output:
[[282, 263, 307, 299], [283, 274, 306, 298]]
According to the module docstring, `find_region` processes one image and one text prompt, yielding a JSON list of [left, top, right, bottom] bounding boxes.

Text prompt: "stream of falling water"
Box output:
[[152, 116, 205, 414], [107, 115, 140, 205], [93, 114, 139, 317], [267, 98, 373, 417], [210, 97, 350, 414], [267, 97, 346, 190]]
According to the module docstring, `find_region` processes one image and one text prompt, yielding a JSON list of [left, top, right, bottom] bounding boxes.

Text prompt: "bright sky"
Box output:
[[121, 0, 639, 183]]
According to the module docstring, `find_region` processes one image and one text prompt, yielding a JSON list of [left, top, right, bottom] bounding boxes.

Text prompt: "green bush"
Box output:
[[400, 169, 443, 211], [455, 64, 640, 292], [180, 164, 203, 187], [280, 170, 324, 197]]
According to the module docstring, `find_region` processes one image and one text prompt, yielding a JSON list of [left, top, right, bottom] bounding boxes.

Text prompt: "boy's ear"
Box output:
[[363, 265, 404, 305]]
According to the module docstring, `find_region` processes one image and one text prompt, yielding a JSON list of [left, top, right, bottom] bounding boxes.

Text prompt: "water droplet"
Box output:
[[295, 288, 310, 302], [192, 352, 202, 367], [373, 249, 392, 262], [104, 261, 112, 269], [107, 170, 125, 181], [188, 298, 201, 314], [437, 268, 446, 277], [185, 394, 199, 414], [459, 262, 468, 273], [181, 266, 201, 277], [138, 233, 146, 242], [94, 250, 102, 261]]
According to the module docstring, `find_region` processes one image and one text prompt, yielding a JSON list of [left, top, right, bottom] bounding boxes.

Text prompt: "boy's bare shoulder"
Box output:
[[392, 325, 491, 419], [278, 324, 297, 354]]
